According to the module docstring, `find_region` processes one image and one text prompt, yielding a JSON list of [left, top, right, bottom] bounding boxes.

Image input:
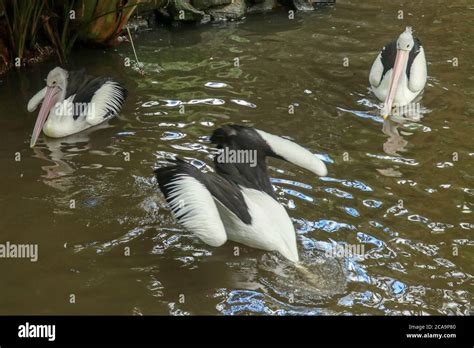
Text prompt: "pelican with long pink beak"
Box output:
[[27, 67, 127, 147], [369, 27, 427, 120]]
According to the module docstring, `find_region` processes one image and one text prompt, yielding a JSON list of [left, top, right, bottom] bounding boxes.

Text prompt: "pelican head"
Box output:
[[396, 27, 414, 51], [29, 67, 68, 147], [381, 27, 414, 119]]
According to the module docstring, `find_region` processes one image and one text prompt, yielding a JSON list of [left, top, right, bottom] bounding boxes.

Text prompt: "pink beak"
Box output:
[[30, 86, 59, 148], [381, 49, 409, 120]]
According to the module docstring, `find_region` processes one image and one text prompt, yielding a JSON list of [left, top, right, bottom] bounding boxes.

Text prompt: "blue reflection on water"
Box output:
[[357, 232, 384, 248], [346, 259, 371, 283], [324, 188, 354, 199], [363, 199, 382, 208], [271, 178, 312, 190], [344, 207, 360, 217], [161, 131, 186, 140], [162, 99, 181, 107], [116, 131, 135, 136], [321, 176, 373, 192], [314, 220, 356, 233], [294, 218, 356, 234], [337, 106, 383, 123], [338, 291, 374, 307], [391, 280, 407, 296], [187, 98, 225, 105], [221, 290, 323, 315], [282, 188, 314, 202], [315, 153, 334, 164]]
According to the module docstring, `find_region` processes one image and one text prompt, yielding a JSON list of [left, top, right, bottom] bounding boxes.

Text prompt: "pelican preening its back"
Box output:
[[154, 125, 328, 262], [369, 27, 427, 119], [28, 67, 127, 147]]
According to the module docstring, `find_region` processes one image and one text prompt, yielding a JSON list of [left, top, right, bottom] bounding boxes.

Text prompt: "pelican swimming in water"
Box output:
[[27, 67, 127, 147], [154, 125, 328, 262], [369, 27, 427, 119]]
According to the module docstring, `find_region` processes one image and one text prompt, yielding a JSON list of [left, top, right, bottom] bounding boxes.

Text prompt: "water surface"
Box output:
[[0, 0, 472, 315]]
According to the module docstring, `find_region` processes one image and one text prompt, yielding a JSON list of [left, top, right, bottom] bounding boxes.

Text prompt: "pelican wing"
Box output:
[[370, 41, 397, 88], [64, 69, 127, 123], [85, 80, 127, 125], [27, 87, 46, 112], [155, 160, 252, 247], [369, 52, 384, 88], [210, 125, 327, 198], [408, 45, 427, 93]]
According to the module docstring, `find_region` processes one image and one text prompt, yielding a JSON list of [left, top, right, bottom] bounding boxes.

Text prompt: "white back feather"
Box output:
[[219, 187, 299, 262]]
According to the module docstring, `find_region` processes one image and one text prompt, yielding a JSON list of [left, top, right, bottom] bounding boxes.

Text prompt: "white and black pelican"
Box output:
[[154, 125, 328, 263], [369, 27, 427, 119], [27, 67, 127, 147]]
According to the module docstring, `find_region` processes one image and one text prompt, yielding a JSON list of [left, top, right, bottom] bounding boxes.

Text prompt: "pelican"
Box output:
[[369, 27, 427, 119], [154, 125, 328, 262], [27, 67, 127, 147]]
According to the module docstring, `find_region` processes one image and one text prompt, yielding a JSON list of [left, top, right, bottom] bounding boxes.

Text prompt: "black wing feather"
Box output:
[[155, 159, 252, 225], [65, 69, 127, 120]]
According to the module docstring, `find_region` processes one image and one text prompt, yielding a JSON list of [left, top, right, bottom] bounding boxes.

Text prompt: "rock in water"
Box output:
[[293, 0, 314, 11], [169, 0, 205, 21], [192, 0, 232, 10], [208, 0, 247, 21], [293, 0, 335, 11], [247, 0, 279, 14]]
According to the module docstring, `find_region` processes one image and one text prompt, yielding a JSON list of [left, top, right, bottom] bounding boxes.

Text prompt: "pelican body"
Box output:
[[28, 67, 127, 147], [369, 27, 427, 119], [154, 125, 328, 262]]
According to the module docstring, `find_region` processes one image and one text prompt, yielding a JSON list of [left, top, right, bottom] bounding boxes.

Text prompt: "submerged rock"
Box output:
[[207, 0, 247, 21], [192, 0, 232, 10]]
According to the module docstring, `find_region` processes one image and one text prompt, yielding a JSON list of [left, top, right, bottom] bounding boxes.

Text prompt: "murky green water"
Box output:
[[0, 0, 472, 315]]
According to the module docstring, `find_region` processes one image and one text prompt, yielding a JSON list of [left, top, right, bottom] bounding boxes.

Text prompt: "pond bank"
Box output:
[[0, 0, 335, 76]]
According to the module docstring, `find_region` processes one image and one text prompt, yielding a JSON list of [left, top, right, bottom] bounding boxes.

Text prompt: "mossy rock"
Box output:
[[293, 0, 335, 11], [136, 0, 169, 12], [192, 0, 232, 10], [292, 0, 314, 11], [207, 0, 246, 21], [247, 0, 278, 14], [169, 0, 205, 21]]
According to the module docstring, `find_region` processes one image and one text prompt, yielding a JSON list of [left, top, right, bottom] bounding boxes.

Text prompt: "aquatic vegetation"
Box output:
[[0, 0, 140, 71], [0, 0, 336, 74], [0, 0, 46, 70]]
